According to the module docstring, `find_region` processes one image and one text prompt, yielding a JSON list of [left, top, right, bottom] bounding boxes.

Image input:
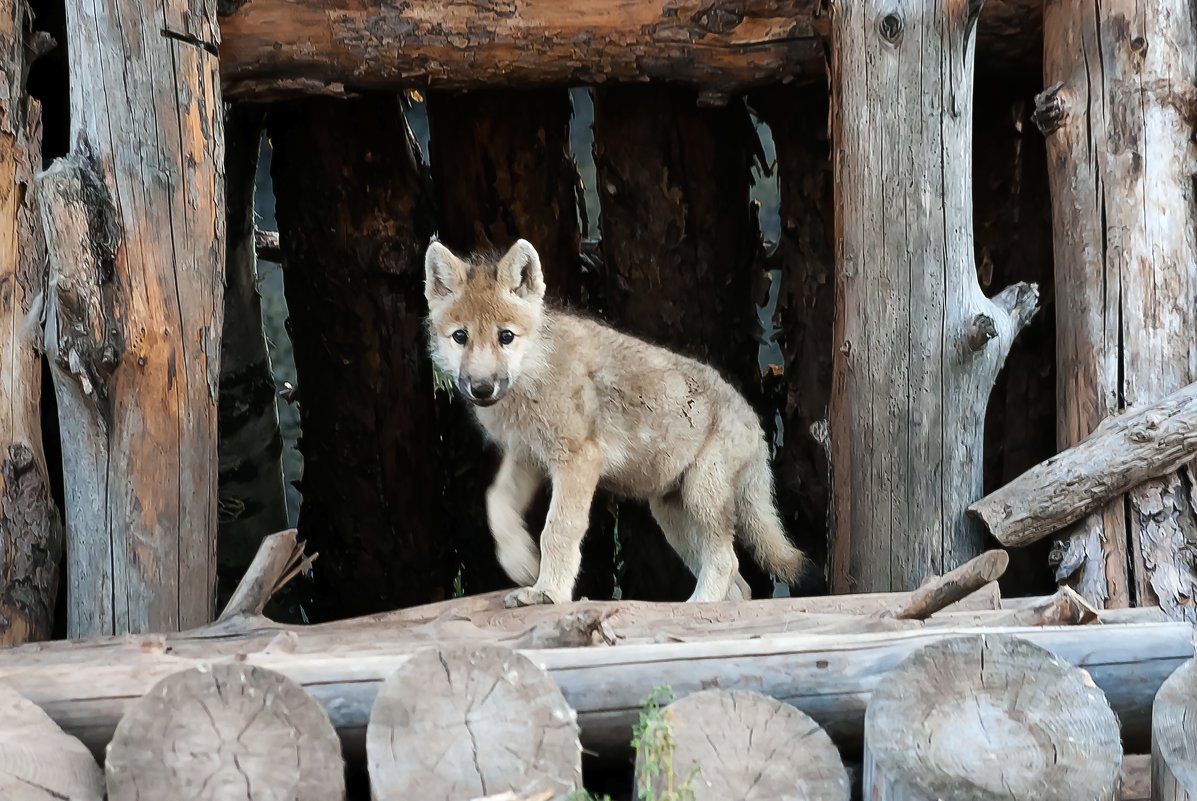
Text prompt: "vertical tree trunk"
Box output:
[[0, 0, 61, 645], [828, 1, 1038, 593], [592, 85, 767, 600], [750, 85, 836, 594], [269, 97, 450, 620], [216, 106, 288, 607], [423, 88, 611, 598], [38, 0, 225, 635], [1037, 0, 1197, 619]]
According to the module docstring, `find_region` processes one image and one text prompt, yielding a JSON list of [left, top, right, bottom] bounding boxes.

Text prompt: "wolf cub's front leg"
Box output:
[[486, 451, 544, 587], [503, 447, 602, 608]]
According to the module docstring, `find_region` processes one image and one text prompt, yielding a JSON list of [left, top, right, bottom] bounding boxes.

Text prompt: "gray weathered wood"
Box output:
[[865, 635, 1121, 800], [634, 688, 849, 800], [105, 663, 345, 801], [0, 682, 104, 801], [1036, 0, 1197, 618], [217, 528, 302, 622], [969, 381, 1197, 552], [827, 0, 1038, 592], [1152, 658, 1197, 800], [216, 0, 1040, 102], [887, 551, 1009, 620], [0, 610, 1185, 761], [367, 643, 581, 801], [39, 0, 225, 636], [0, 0, 61, 647]]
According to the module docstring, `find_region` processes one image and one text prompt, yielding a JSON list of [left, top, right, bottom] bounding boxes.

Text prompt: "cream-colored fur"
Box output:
[[424, 238, 808, 608]]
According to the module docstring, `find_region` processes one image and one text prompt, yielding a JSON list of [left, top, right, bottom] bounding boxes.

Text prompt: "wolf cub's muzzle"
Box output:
[[457, 375, 510, 407]]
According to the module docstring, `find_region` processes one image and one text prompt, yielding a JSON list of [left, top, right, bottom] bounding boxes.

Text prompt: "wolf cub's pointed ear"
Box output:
[[496, 239, 546, 300], [425, 241, 467, 300]]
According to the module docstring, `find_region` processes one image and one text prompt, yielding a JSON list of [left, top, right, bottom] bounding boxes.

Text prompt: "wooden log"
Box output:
[[217, 105, 289, 607], [1152, 658, 1197, 800], [217, 528, 306, 622], [38, 0, 224, 636], [367, 643, 581, 801], [887, 551, 1009, 620], [634, 688, 849, 800], [105, 663, 345, 800], [254, 229, 281, 263], [0, 614, 1185, 761], [987, 586, 1099, 627], [969, 381, 1197, 550], [268, 97, 452, 618], [592, 84, 771, 600], [0, 0, 61, 646], [864, 634, 1122, 800], [827, 0, 1039, 593], [1036, 0, 1197, 617], [0, 682, 103, 801], [216, 0, 1042, 101]]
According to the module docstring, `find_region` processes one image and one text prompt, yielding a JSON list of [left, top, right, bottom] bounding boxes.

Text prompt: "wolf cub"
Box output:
[[424, 238, 807, 608]]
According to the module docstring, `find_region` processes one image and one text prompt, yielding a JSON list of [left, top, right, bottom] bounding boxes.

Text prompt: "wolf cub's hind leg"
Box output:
[[649, 495, 752, 601], [504, 447, 602, 608], [678, 455, 740, 603], [487, 451, 544, 587]]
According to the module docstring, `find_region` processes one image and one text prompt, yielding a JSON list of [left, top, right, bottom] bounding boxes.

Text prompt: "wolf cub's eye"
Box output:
[[498, 329, 515, 346], [451, 329, 468, 345]]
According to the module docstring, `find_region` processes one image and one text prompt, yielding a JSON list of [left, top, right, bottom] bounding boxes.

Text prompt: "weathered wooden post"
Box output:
[[827, 0, 1038, 592], [0, 0, 61, 645], [864, 635, 1122, 800], [38, 0, 225, 635], [1035, 0, 1197, 619]]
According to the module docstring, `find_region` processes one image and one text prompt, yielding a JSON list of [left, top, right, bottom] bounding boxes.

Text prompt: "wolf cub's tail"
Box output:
[[735, 452, 809, 584]]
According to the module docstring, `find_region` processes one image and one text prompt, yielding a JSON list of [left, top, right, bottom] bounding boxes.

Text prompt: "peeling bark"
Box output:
[[0, 0, 61, 646], [828, 0, 1039, 593], [37, 0, 224, 636], [1038, 0, 1197, 619]]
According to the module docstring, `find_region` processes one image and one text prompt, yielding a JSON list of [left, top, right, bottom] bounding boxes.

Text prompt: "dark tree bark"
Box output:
[[749, 85, 835, 595], [217, 106, 289, 608], [592, 84, 767, 600], [0, 0, 60, 645], [269, 96, 452, 620]]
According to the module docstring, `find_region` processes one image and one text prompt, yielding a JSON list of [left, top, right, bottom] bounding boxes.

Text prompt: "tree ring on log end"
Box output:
[[635, 688, 850, 800], [366, 642, 582, 801], [0, 681, 104, 800], [864, 634, 1121, 800], [1152, 657, 1197, 797], [104, 663, 345, 801]]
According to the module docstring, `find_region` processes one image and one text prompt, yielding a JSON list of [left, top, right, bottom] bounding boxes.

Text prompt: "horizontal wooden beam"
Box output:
[[217, 0, 1041, 101]]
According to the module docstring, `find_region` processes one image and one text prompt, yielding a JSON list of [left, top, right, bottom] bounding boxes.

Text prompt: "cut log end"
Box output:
[[864, 634, 1122, 800], [1152, 658, 1197, 799], [0, 682, 104, 800], [366, 643, 582, 801], [104, 664, 345, 801], [635, 689, 850, 801]]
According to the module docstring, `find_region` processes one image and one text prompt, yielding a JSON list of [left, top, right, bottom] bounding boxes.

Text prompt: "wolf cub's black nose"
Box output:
[[470, 379, 496, 399]]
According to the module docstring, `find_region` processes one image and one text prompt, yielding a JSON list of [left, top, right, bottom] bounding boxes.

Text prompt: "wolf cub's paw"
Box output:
[[503, 587, 560, 608]]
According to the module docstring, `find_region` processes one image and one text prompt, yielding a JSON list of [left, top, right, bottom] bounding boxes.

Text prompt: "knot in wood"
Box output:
[[695, 6, 744, 34], [878, 11, 903, 44], [5, 443, 35, 477], [1033, 82, 1066, 136], [966, 313, 998, 352]]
